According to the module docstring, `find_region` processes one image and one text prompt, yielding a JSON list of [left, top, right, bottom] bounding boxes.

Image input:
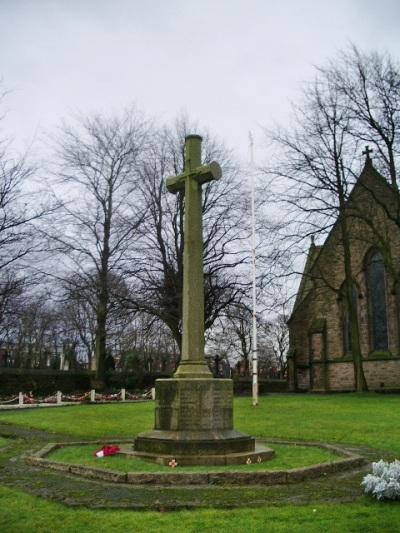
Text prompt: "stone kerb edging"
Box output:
[[26, 438, 366, 487]]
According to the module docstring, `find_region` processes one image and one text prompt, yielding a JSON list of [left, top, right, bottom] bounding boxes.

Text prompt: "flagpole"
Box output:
[[249, 132, 258, 407]]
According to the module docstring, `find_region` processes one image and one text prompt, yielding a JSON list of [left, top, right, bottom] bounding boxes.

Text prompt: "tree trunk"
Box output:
[[94, 307, 107, 386], [94, 201, 112, 387], [388, 145, 397, 189], [338, 178, 368, 392]]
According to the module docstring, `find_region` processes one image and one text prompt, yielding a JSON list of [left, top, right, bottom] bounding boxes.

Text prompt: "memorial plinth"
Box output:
[[134, 379, 262, 461], [134, 378, 274, 465], [133, 135, 272, 465]]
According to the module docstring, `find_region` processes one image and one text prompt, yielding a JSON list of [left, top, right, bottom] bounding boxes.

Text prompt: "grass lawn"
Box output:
[[0, 393, 400, 453], [0, 485, 399, 533], [49, 442, 339, 472], [0, 393, 400, 531]]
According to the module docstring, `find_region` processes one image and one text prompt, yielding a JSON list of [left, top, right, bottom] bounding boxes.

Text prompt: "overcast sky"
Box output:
[[1, 0, 400, 162]]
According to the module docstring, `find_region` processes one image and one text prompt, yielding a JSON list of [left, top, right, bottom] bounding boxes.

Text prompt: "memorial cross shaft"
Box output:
[[166, 135, 222, 378]]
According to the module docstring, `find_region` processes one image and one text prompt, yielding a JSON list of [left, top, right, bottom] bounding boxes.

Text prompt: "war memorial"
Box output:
[[0, 137, 377, 519], [133, 134, 272, 465]]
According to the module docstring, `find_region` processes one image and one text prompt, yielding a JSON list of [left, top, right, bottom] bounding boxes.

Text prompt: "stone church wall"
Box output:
[[362, 360, 400, 389], [327, 363, 355, 390], [296, 367, 310, 391], [288, 163, 400, 392]]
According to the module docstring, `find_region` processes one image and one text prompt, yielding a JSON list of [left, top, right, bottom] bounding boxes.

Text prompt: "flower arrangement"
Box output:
[[362, 460, 400, 500], [93, 445, 120, 458]]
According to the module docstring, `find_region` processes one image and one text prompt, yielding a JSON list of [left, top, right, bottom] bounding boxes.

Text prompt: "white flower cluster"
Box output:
[[362, 460, 400, 500]]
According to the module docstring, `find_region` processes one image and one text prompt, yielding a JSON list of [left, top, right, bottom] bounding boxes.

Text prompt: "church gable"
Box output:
[[288, 160, 400, 392], [290, 241, 321, 318]]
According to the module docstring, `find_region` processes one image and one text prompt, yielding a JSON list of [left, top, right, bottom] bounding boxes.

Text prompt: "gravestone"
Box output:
[[134, 135, 272, 465]]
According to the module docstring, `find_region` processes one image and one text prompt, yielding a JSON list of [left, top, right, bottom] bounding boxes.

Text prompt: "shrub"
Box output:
[[0, 369, 91, 395], [362, 460, 400, 500], [105, 370, 171, 390]]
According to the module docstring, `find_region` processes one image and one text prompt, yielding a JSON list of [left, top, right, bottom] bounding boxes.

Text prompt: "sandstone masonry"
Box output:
[[288, 160, 400, 392]]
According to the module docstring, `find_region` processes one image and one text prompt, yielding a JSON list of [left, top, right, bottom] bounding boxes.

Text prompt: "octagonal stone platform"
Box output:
[[133, 378, 270, 465]]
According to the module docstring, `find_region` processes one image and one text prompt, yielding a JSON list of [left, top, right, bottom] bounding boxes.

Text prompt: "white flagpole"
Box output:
[[249, 132, 258, 407]]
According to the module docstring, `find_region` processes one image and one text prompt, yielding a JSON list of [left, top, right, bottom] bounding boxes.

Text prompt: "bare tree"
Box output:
[[61, 277, 97, 369], [266, 72, 368, 390], [319, 48, 400, 323], [219, 303, 253, 376], [122, 118, 249, 359], [322, 45, 400, 187], [0, 86, 53, 329], [48, 110, 150, 385], [207, 303, 286, 379], [268, 47, 400, 391], [117, 314, 178, 374], [4, 294, 54, 369], [264, 313, 289, 378]]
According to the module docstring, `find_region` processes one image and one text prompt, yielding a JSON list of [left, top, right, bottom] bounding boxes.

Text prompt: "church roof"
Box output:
[[354, 157, 391, 192], [288, 157, 393, 323], [289, 241, 322, 320]]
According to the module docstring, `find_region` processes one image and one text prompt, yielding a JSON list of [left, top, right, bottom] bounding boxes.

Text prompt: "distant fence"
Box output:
[[0, 388, 154, 408]]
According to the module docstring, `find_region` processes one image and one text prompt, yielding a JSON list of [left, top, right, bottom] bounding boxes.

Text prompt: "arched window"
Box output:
[[366, 250, 388, 351], [341, 282, 358, 355]]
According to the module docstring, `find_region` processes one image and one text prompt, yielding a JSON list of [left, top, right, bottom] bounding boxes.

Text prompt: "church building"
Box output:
[[287, 156, 400, 391]]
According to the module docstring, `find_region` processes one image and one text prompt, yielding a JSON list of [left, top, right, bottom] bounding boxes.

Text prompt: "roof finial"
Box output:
[[311, 235, 315, 247], [362, 145, 373, 161]]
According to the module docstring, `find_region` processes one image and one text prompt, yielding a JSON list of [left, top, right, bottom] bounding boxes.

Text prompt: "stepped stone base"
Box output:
[[134, 378, 268, 465], [134, 429, 255, 456], [132, 441, 274, 466]]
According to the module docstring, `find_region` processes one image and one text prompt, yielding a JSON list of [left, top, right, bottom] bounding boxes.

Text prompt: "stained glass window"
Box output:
[[367, 251, 388, 351]]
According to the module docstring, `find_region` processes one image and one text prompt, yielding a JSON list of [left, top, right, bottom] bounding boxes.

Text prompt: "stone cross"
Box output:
[[166, 135, 222, 378]]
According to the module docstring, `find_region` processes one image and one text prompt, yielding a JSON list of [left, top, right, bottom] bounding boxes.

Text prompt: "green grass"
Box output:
[[0, 401, 152, 439], [0, 436, 8, 449], [1, 394, 400, 531], [49, 442, 338, 472], [0, 485, 399, 533], [1, 394, 400, 453]]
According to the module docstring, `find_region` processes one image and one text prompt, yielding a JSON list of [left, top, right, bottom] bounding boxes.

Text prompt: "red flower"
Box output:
[[94, 445, 120, 458]]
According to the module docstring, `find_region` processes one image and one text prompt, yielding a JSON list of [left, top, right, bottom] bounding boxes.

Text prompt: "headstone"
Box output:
[[18, 392, 23, 406], [121, 388, 126, 401], [56, 391, 62, 405], [90, 389, 95, 402]]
